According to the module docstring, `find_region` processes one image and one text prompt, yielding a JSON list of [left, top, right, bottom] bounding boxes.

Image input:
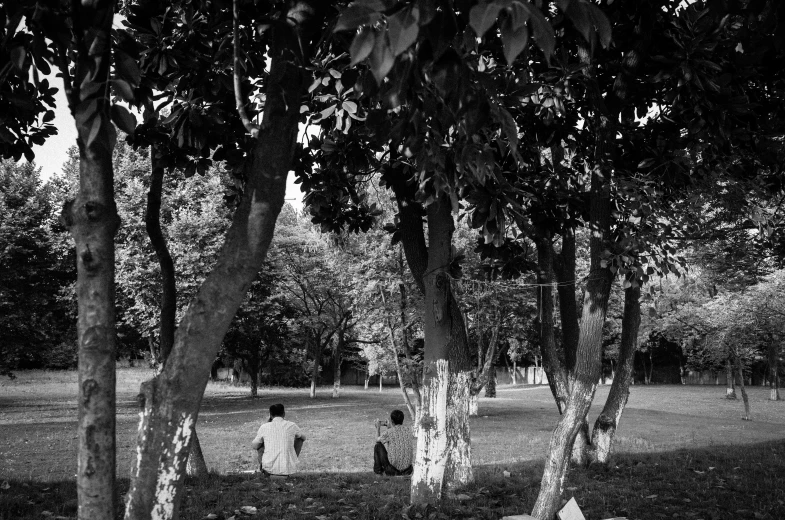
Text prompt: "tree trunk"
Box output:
[[185, 430, 208, 478], [554, 227, 579, 376], [726, 358, 737, 399], [769, 343, 780, 401], [332, 329, 343, 399], [124, 25, 312, 517], [511, 361, 517, 385], [733, 351, 751, 421], [591, 285, 641, 464], [310, 337, 321, 399], [534, 236, 569, 414], [531, 85, 615, 518], [407, 197, 473, 504], [59, 3, 120, 518], [468, 393, 479, 416], [364, 370, 370, 389], [146, 147, 177, 368], [485, 368, 496, 397]]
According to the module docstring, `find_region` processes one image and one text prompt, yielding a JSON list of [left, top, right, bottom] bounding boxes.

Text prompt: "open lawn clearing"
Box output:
[[0, 368, 783, 482]]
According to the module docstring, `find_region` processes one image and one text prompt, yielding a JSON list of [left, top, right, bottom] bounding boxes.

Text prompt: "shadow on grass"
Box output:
[[1, 440, 784, 520]]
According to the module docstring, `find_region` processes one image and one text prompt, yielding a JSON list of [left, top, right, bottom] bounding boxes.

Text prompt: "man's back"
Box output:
[[252, 417, 304, 475], [379, 424, 414, 471]]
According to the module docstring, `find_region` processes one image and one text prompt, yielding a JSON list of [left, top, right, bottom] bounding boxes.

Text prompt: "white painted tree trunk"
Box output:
[[468, 392, 479, 417], [445, 370, 473, 490], [411, 360, 450, 503]]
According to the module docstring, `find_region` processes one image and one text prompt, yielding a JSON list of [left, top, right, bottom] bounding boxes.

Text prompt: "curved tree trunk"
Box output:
[[62, 3, 120, 517], [531, 86, 615, 518], [591, 284, 641, 464], [124, 23, 314, 516]]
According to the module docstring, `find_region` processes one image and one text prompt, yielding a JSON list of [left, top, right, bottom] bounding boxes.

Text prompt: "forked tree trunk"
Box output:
[[400, 196, 472, 503], [61, 3, 120, 517], [147, 146, 209, 478], [531, 96, 615, 518], [124, 24, 313, 517], [726, 358, 737, 399], [769, 343, 780, 401], [591, 284, 641, 464]]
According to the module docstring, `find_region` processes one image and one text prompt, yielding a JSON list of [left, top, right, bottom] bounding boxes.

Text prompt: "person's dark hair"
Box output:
[[270, 403, 285, 417], [390, 409, 404, 425]]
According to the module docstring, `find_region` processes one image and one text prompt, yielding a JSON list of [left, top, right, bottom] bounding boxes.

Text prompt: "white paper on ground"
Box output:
[[557, 497, 586, 520]]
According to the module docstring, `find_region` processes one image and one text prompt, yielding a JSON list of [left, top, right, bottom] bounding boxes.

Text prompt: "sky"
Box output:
[[26, 70, 304, 212]]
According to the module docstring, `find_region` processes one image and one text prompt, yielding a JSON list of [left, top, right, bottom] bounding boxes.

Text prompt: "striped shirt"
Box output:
[[252, 417, 305, 475], [379, 424, 414, 471]]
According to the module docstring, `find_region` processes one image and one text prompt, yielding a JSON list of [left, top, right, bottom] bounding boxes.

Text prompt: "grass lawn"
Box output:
[[1, 368, 784, 519]]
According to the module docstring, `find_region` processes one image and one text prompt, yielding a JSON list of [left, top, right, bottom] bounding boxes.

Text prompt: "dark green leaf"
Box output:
[[86, 114, 103, 148], [112, 79, 135, 102], [335, 4, 381, 32], [369, 34, 395, 84], [115, 51, 142, 87], [520, 2, 555, 58], [587, 4, 612, 48], [111, 104, 137, 134], [10, 45, 26, 71], [469, 2, 505, 38], [349, 28, 376, 65], [500, 16, 529, 64], [387, 7, 420, 56]]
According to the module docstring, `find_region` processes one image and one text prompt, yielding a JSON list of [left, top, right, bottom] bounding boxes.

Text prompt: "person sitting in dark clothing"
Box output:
[[373, 409, 414, 476]]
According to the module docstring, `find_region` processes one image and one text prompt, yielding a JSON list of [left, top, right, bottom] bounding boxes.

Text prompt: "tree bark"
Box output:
[[146, 146, 177, 368], [769, 342, 780, 401], [408, 196, 473, 504], [469, 316, 501, 416], [124, 16, 313, 516], [591, 285, 640, 464], [59, 2, 120, 518], [485, 368, 497, 397], [732, 350, 751, 420], [185, 431, 208, 477], [332, 329, 343, 398], [531, 83, 615, 519], [534, 236, 569, 414], [725, 358, 737, 399], [554, 228, 579, 375], [310, 335, 322, 399]]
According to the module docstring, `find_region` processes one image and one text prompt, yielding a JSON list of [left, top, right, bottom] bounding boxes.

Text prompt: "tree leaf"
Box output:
[[111, 104, 137, 134], [469, 2, 505, 38], [115, 50, 142, 87], [369, 34, 395, 84], [387, 7, 420, 56], [335, 4, 381, 32], [10, 45, 26, 71], [500, 16, 529, 64], [86, 114, 103, 148], [349, 28, 376, 65], [112, 79, 135, 102], [587, 3, 612, 48], [520, 2, 555, 59]]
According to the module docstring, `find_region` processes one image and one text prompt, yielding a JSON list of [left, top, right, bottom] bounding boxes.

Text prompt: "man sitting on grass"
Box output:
[[373, 409, 414, 476], [251, 403, 306, 477]]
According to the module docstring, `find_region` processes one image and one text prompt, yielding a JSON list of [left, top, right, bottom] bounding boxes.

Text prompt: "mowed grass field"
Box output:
[[1, 368, 784, 519]]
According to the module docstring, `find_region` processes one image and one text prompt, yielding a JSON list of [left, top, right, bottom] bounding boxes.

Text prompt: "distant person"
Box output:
[[373, 409, 414, 476], [251, 403, 306, 477]]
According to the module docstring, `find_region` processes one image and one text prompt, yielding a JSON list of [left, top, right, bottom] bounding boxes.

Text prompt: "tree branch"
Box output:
[[233, 0, 259, 138]]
